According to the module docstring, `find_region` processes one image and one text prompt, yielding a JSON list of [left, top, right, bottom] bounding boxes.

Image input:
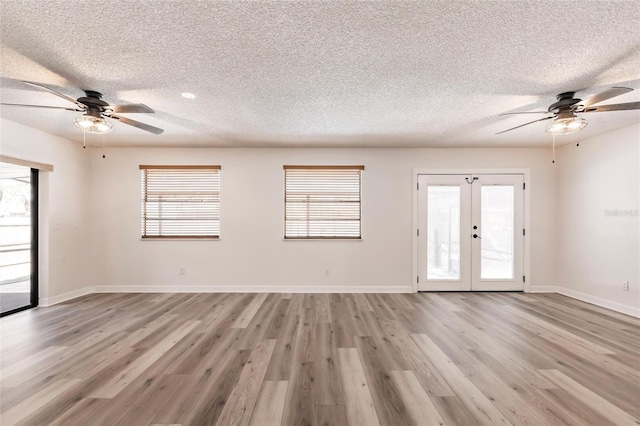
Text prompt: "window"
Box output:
[[284, 165, 364, 239], [140, 165, 220, 238]]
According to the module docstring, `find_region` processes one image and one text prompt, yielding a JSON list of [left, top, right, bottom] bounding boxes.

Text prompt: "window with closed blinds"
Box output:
[[140, 165, 220, 238], [284, 165, 364, 239]]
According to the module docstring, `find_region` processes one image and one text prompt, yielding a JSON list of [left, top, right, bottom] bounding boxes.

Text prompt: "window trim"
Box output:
[[140, 165, 221, 239], [283, 165, 364, 240], [139, 165, 221, 170]]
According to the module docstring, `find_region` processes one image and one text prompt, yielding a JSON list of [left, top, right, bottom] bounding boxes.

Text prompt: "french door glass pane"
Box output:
[[480, 185, 514, 279], [0, 163, 32, 314], [427, 186, 460, 280]]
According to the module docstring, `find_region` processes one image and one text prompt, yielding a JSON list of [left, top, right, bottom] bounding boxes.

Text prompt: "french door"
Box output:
[[417, 174, 524, 291]]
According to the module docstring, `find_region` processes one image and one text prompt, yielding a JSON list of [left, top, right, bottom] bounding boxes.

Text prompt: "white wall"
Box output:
[[4, 116, 638, 316], [556, 123, 640, 316], [90, 146, 557, 292], [0, 118, 93, 304]]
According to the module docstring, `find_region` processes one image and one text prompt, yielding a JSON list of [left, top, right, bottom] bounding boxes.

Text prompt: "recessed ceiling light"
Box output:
[[181, 92, 196, 99]]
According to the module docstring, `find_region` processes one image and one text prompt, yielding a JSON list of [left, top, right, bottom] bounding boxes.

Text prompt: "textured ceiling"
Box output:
[[1, 1, 639, 148]]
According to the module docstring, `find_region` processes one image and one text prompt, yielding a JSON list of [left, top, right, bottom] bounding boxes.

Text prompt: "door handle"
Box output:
[[473, 234, 482, 239]]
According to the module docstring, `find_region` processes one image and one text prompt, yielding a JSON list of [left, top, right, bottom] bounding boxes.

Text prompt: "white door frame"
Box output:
[[412, 168, 531, 293]]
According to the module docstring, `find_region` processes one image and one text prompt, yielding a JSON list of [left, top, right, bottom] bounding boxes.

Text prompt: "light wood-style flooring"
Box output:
[[0, 292, 639, 425]]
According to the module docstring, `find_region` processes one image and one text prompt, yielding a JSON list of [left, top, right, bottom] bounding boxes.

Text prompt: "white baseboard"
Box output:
[[38, 284, 413, 305], [528, 286, 557, 293], [39, 286, 95, 307], [37, 284, 639, 318], [554, 286, 640, 318], [93, 285, 413, 294], [528, 285, 639, 318]]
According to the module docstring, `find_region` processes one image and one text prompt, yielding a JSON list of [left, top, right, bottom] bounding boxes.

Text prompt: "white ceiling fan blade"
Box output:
[[22, 81, 86, 108], [577, 87, 633, 109]]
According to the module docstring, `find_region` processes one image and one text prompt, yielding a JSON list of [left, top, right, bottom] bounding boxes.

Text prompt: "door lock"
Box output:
[[473, 234, 482, 239]]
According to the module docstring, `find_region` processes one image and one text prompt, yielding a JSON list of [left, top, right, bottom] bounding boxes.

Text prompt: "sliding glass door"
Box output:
[[0, 162, 37, 316]]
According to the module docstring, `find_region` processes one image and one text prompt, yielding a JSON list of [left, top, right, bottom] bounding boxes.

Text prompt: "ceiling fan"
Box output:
[[1, 81, 164, 135], [496, 87, 640, 135]]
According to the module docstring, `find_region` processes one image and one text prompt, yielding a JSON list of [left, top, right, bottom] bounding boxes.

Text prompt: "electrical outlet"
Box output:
[[180, 267, 185, 275], [622, 281, 629, 291], [324, 269, 331, 277]]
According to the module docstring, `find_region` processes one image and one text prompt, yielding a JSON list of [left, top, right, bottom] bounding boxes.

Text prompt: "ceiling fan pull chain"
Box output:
[[552, 134, 556, 164], [102, 134, 106, 159], [83, 130, 86, 149]]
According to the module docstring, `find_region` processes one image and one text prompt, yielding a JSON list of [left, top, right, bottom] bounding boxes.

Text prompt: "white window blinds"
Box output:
[[140, 165, 220, 238], [284, 165, 364, 239]]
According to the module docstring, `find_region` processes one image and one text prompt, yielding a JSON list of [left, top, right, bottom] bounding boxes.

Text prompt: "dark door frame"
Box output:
[[0, 168, 38, 317], [30, 168, 39, 308]]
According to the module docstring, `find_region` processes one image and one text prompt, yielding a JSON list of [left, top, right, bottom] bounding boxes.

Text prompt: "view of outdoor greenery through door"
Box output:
[[0, 162, 34, 315]]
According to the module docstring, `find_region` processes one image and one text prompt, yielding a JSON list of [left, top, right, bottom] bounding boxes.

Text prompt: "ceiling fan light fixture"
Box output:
[[73, 114, 113, 134], [545, 116, 587, 135]]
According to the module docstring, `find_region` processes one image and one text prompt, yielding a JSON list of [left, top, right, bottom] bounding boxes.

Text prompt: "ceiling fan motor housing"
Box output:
[[84, 109, 103, 119], [556, 110, 578, 120], [548, 92, 581, 113], [77, 90, 110, 111]]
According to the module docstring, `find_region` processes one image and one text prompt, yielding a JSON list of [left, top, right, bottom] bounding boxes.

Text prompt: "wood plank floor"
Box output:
[[0, 292, 639, 426]]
